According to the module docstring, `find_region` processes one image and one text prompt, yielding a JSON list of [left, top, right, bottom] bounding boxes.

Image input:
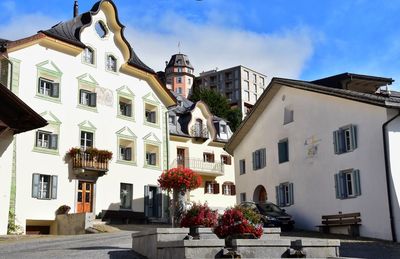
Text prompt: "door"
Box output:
[[144, 186, 162, 218], [177, 148, 185, 168], [77, 181, 94, 213]]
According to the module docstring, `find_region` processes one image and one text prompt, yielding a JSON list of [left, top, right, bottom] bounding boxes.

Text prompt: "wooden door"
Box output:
[[177, 148, 185, 168], [77, 181, 93, 213]]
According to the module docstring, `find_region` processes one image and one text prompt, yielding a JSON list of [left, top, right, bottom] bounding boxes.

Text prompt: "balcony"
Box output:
[[190, 125, 209, 140], [68, 148, 111, 176], [171, 158, 224, 177]]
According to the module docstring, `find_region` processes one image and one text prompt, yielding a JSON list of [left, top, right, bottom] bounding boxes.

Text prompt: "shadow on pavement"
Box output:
[[69, 246, 127, 250], [108, 249, 147, 259]]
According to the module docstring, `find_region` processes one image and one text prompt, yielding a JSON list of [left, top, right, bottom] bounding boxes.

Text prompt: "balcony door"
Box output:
[[177, 148, 185, 168], [77, 181, 93, 213]]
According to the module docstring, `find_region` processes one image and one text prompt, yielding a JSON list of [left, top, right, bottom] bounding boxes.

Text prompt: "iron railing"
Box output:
[[190, 125, 209, 139], [171, 158, 224, 176]]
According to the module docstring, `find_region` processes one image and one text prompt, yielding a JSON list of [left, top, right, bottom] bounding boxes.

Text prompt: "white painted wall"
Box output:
[[0, 130, 14, 234], [234, 86, 393, 240], [8, 8, 169, 232]]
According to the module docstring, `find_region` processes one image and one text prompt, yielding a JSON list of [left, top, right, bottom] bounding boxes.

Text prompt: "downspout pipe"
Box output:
[[382, 110, 400, 242]]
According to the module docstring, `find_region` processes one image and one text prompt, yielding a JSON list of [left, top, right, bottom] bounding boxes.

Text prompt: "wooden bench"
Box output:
[[101, 210, 146, 224], [318, 212, 361, 237]]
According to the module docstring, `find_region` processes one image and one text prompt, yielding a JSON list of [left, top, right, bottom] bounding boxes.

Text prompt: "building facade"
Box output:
[[169, 94, 236, 212], [164, 54, 195, 98], [196, 66, 268, 117], [226, 73, 400, 241], [0, 0, 175, 234]]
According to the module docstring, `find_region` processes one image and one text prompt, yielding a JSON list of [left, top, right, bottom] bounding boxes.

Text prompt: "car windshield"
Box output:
[[257, 203, 282, 213]]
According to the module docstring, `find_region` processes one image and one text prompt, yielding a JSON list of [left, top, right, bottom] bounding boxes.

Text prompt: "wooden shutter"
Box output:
[[351, 125, 358, 150], [144, 185, 149, 217], [89, 92, 97, 107], [213, 183, 220, 194], [289, 183, 294, 205], [125, 147, 132, 161], [52, 83, 59, 98], [261, 148, 266, 168], [50, 134, 58, 150], [353, 169, 361, 196], [231, 184, 236, 195], [32, 173, 40, 198], [252, 151, 256, 170], [51, 175, 58, 199]]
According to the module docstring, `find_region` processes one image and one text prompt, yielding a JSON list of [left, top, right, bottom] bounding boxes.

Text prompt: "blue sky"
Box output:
[[1, 0, 400, 88]]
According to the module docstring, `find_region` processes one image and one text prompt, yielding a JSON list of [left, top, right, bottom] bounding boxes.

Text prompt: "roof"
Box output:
[[0, 84, 47, 134], [166, 53, 194, 70], [39, 0, 154, 74], [225, 75, 400, 154]]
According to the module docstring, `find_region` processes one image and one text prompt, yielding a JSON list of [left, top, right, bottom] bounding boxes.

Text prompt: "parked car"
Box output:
[[239, 201, 295, 230]]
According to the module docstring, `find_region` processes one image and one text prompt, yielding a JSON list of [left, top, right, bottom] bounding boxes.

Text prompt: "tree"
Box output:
[[190, 88, 242, 131]]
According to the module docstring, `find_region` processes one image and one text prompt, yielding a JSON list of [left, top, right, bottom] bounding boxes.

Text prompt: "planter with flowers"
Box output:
[[214, 205, 263, 246], [180, 202, 218, 239], [158, 167, 202, 226], [66, 147, 113, 172]]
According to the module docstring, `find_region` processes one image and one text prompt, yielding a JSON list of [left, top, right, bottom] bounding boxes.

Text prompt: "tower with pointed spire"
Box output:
[[164, 53, 195, 98]]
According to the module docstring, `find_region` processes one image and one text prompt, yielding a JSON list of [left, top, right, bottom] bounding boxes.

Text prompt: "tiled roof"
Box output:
[[166, 53, 194, 69]]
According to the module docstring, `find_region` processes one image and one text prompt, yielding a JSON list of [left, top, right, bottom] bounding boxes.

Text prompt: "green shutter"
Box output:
[[338, 129, 346, 153], [51, 175, 58, 199], [351, 125, 358, 150], [32, 174, 40, 198], [339, 171, 347, 198], [353, 169, 361, 196], [289, 183, 294, 205], [333, 130, 340, 154], [278, 141, 288, 163], [52, 83, 59, 98]]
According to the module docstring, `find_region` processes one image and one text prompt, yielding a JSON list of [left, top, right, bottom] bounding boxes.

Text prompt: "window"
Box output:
[[278, 139, 289, 163], [222, 182, 236, 195], [119, 97, 132, 117], [245, 90, 250, 101], [333, 125, 357, 154], [119, 139, 134, 162], [188, 78, 191, 85], [177, 67, 182, 72], [35, 130, 58, 150], [283, 107, 294, 125], [221, 154, 232, 165], [145, 143, 159, 167], [205, 181, 219, 194], [145, 103, 158, 124], [38, 78, 59, 98], [253, 74, 257, 82], [240, 192, 247, 202], [83, 47, 94, 64], [106, 55, 117, 72], [177, 87, 182, 94], [220, 124, 227, 134], [203, 152, 215, 163], [254, 84, 257, 92], [252, 148, 266, 170], [32, 174, 57, 200], [95, 21, 108, 38], [276, 182, 294, 207], [79, 89, 97, 107], [335, 169, 361, 199], [176, 77, 182, 83], [80, 131, 94, 149], [245, 81, 249, 90], [244, 70, 249, 80], [239, 159, 246, 175], [253, 93, 257, 102], [120, 183, 133, 209]]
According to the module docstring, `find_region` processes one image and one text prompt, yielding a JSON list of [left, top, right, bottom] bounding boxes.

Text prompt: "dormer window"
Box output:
[[220, 124, 227, 134], [106, 55, 117, 72], [95, 21, 108, 38], [83, 47, 94, 64]]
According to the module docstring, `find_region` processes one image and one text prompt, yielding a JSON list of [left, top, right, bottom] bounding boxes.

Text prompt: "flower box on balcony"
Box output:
[[67, 147, 112, 175]]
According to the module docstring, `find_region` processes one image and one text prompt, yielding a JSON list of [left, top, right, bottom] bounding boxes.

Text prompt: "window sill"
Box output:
[[32, 147, 59, 156], [35, 94, 61, 104], [144, 121, 160, 129], [143, 164, 161, 171], [105, 69, 119, 75], [279, 161, 289, 164], [77, 104, 98, 113], [82, 61, 97, 68], [117, 114, 135, 122], [116, 159, 137, 166]]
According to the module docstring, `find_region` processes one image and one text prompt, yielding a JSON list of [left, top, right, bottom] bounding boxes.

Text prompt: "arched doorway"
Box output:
[[253, 185, 267, 203]]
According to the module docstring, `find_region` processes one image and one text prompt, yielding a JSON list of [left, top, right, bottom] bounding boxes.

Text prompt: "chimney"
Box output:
[[73, 1, 79, 18]]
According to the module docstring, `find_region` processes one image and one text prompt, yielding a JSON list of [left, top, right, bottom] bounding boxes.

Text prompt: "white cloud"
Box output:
[[125, 14, 314, 80]]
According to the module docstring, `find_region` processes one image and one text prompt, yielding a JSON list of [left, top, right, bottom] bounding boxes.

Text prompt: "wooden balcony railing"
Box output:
[[171, 158, 224, 176], [71, 152, 110, 172]]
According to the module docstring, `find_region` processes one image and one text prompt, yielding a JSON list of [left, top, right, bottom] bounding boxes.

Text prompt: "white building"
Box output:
[[0, 0, 176, 234], [169, 94, 236, 212], [225, 73, 400, 241]]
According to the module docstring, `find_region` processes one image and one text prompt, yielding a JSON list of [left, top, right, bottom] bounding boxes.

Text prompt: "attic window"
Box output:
[[95, 21, 108, 38]]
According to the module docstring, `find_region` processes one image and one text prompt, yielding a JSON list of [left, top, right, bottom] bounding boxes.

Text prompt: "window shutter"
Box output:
[[339, 171, 347, 198], [52, 83, 59, 98], [231, 185, 236, 195], [125, 147, 132, 161], [289, 183, 294, 205], [126, 104, 132, 117], [279, 185, 285, 206], [213, 183, 220, 194], [211, 154, 215, 163], [353, 169, 361, 196], [338, 129, 346, 153], [35, 131, 40, 147], [351, 125, 358, 150], [51, 175, 58, 199], [152, 153, 157, 165], [204, 181, 210, 194], [334, 173, 341, 199], [278, 142, 285, 163], [32, 173, 40, 198], [50, 134, 58, 150], [144, 185, 149, 217], [89, 92, 97, 107], [261, 148, 266, 168], [227, 156, 232, 165], [79, 89, 84, 104], [275, 186, 281, 206], [333, 130, 340, 154], [156, 187, 162, 218], [252, 151, 256, 170], [150, 112, 156, 123]]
